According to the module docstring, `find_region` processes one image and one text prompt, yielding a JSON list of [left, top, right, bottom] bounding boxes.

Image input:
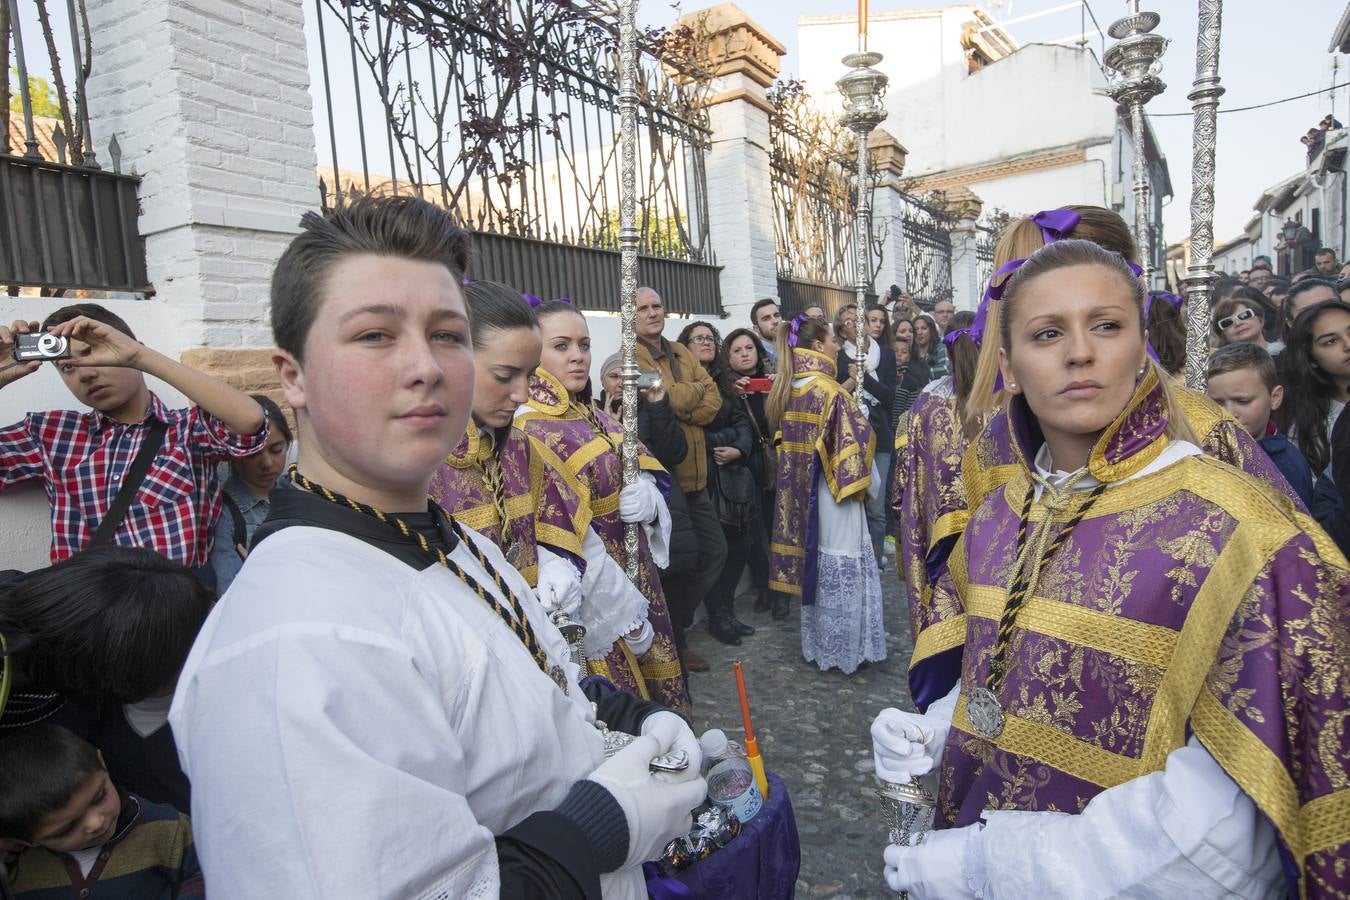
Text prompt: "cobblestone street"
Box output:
[[684, 548, 915, 900]]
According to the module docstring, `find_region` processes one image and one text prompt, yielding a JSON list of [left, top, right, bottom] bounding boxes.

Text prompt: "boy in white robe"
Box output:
[[169, 196, 705, 900]]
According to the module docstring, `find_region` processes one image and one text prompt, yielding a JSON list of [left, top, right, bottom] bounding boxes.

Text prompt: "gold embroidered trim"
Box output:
[[771, 542, 805, 557], [617, 641, 652, 700], [963, 585, 1177, 669], [535, 522, 584, 559], [1141, 524, 1278, 770], [911, 614, 967, 668], [637, 658, 685, 681], [590, 490, 621, 518], [1191, 689, 1304, 867], [769, 579, 802, 596], [929, 509, 970, 552], [1305, 789, 1350, 857], [953, 695, 1141, 788]]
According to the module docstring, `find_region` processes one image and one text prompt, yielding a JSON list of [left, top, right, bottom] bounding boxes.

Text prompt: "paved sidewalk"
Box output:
[[684, 558, 916, 899]]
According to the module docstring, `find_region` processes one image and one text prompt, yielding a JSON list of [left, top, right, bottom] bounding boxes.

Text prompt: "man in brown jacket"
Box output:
[[635, 287, 727, 672]]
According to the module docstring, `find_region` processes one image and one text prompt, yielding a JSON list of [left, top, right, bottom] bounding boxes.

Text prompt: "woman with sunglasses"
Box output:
[[1212, 286, 1284, 356]]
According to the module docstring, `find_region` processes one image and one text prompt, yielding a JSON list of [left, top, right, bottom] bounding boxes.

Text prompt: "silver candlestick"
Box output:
[[551, 609, 587, 671], [616, 0, 642, 581], [1182, 0, 1225, 390], [1103, 4, 1168, 288], [875, 777, 936, 900], [837, 51, 888, 405]]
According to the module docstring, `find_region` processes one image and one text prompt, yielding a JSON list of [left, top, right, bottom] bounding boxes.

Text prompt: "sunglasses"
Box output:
[[1217, 308, 1257, 332]]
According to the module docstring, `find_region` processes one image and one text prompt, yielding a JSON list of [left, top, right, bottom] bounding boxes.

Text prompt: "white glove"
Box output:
[[883, 827, 978, 899], [640, 711, 703, 777], [619, 480, 660, 524], [622, 618, 654, 656], [871, 707, 949, 783], [586, 729, 707, 868], [536, 550, 584, 619]]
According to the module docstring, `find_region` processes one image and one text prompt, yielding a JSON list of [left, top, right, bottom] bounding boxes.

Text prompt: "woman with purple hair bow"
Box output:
[[903, 206, 1307, 716]]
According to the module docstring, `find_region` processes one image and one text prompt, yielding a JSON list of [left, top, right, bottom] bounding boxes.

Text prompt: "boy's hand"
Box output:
[[0, 320, 43, 388], [46, 315, 145, 370]]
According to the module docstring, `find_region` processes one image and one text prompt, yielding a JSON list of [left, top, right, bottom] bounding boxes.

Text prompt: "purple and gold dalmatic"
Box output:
[[769, 348, 874, 604], [515, 367, 691, 717], [920, 370, 1350, 899], [906, 379, 1310, 710], [889, 377, 983, 709], [428, 424, 590, 588]]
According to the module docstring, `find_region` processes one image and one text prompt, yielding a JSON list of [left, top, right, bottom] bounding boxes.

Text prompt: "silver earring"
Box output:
[[1008, 382, 1017, 391]]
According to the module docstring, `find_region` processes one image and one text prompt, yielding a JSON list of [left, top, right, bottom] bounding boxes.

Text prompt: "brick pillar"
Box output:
[[946, 186, 985, 312], [84, 0, 318, 367], [680, 3, 785, 325], [868, 128, 909, 297]]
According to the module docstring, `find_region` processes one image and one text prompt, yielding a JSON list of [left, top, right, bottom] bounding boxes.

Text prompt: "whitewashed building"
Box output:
[[796, 4, 1172, 278]]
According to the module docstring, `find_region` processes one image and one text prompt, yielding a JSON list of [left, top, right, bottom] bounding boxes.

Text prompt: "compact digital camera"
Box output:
[[12, 332, 72, 362], [636, 371, 663, 391]]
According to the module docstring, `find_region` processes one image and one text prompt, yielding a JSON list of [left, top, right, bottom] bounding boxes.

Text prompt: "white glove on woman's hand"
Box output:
[[619, 481, 661, 524], [871, 707, 949, 783], [622, 618, 654, 656], [640, 711, 703, 776], [883, 827, 978, 899], [586, 731, 707, 868], [535, 551, 584, 619]]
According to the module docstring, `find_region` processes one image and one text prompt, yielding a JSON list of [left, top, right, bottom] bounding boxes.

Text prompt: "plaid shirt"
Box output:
[[0, 393, 267, 566]]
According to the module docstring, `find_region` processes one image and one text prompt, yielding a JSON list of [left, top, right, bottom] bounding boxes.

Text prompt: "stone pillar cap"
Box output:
[[677, 3, 787, 87], [868, 128, 908, 178]]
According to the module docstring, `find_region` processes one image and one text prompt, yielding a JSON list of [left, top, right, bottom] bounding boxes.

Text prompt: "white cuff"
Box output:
[[638, 472, 672, 569]]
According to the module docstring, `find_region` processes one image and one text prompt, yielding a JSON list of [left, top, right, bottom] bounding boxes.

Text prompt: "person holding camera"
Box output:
[[0, 304, 268, 576]]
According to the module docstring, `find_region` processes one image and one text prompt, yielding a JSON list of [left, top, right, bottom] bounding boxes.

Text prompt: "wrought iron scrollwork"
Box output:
[[316, 0, 711, 264]]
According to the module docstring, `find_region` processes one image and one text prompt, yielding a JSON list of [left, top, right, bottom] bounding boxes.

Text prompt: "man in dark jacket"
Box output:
[[598, 355, 706, 670]]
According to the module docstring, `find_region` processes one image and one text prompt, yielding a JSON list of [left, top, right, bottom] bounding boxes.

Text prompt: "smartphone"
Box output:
[[743, 377, 773, 393], [636, 371, 662, 391]]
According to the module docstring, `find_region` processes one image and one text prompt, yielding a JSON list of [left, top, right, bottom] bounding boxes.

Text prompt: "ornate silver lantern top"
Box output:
[[1103, 11, 1169, 108], [837, 52, 889, 135]]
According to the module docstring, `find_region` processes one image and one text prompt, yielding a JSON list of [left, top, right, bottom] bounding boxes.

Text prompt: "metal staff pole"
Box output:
[[616, 0, 642, 581], [837, 37, 888, 405], [1182, 0, 1224, 390], [1103, 3, 1167, 288]]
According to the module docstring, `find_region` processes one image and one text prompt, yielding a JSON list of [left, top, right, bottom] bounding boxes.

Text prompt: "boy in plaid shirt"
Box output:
[[0, 304, 267, 570]]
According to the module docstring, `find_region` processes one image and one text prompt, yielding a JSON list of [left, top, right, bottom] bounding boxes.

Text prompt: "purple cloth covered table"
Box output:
[[665, 770, 799, 899]]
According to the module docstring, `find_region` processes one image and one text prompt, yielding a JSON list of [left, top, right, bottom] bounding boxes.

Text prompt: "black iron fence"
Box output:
[[776, 276, 876, 318], [899, 192, 953, 304], [768, 80, 863, 292], [310, 0, 721, 313], [975, 223, 998, 294], [2, 0, 148, 294]]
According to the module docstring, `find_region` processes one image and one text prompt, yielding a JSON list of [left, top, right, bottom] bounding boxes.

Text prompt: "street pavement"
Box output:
[[684, 547, 915, 900]]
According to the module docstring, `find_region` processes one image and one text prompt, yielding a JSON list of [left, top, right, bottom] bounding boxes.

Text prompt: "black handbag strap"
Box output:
[[89, 419, 168, 547], [219, 490, 247, 555]]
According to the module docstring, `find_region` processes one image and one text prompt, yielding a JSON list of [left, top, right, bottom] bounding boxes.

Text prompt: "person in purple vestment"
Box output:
[[765, 316, 886, 674], [515, 301, 691, 716], [907, 206, 1307, 713], [427, 280, 592, 616], [873, 239, 1349, 899]]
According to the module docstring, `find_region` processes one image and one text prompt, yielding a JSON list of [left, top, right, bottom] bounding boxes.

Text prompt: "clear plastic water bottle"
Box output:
[[706, 755, 763, 824], [698, 728, 745, 775]]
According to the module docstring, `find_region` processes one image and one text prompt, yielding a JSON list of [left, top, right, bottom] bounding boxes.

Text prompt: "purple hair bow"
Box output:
[[1030, 208, 1081, 245], [787, 314, 806, 348], [942, 326, 972, 348], [522, 293, 574, 308]]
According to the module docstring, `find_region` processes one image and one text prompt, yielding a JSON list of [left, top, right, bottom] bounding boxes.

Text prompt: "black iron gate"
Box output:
[[310, 0, 721, 313]]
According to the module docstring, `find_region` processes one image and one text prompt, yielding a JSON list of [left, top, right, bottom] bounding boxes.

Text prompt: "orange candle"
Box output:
[[732, 661, 770, 800]]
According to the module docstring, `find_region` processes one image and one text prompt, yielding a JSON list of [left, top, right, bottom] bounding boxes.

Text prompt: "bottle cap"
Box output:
[[699, 728, 729, 759]]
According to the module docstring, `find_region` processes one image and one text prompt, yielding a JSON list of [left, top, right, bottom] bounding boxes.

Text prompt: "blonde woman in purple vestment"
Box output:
[[872, 239, 1349, 900]]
